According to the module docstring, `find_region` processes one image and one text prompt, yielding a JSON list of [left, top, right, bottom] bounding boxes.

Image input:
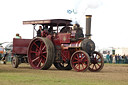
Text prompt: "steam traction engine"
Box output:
[[12, 15, 104, 72]]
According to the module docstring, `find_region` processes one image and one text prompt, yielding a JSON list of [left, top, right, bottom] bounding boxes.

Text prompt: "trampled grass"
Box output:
[[0, 63, 128, 85]]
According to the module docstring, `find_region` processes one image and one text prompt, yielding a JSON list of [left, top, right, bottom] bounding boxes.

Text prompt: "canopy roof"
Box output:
[[23, 19, 72, 26]]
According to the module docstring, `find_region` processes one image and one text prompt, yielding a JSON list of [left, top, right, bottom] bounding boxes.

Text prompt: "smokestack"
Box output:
[[85, 15, 92, 39]]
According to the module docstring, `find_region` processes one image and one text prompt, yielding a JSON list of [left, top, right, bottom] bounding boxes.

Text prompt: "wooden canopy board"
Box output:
[[23, 19, 72, 26]]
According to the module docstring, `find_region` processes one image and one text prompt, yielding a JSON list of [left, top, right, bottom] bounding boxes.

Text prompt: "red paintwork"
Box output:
[[61, 50, 71, 61], [51, 32, 82, 62], [52, 34, 61, 47], [58, 33, 70, 43], [12, 38, 32, 54], [61, 40, 82, 49]]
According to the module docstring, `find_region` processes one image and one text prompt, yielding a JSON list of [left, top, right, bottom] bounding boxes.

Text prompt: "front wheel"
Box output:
[[88, 51, 104, 72], [70, 50, 90, 72]]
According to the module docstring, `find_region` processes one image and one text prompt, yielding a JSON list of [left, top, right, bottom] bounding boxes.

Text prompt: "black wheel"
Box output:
[[88, 51, 104, 72], [28, 37, 55, 70], [54, 61, 72, 70], [11, 55, 19, 68]]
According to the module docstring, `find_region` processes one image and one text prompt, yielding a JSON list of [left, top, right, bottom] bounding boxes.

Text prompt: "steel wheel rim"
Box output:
[[11, 56, 19, 68], [28, 38, 47, 69], [12, 57, 17, 67], [89, 51, 104, 72], [12, 57, 16, 65], [71, 50, 90, 72]]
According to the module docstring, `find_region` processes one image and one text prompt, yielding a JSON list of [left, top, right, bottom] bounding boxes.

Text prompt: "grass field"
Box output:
[[0, 63, 128, 85]]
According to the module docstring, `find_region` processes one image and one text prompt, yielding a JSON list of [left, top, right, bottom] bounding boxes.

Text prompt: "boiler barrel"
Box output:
[[61, 39, 95, 54]]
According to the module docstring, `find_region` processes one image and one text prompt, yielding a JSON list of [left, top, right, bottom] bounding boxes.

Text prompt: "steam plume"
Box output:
[[71, 0, 102, 24]]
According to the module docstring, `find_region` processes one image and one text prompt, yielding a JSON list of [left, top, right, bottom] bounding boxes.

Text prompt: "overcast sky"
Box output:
[[0, 0, 128, 48]]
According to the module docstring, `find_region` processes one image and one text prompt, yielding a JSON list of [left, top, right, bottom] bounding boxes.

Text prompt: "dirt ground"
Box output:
[[0, 63, 128, 85]]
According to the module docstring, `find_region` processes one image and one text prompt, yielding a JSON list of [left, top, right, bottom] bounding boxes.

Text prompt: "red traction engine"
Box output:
[[12, 15, 104, 72]]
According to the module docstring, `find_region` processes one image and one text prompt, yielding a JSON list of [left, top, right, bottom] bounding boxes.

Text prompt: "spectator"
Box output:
[[1, 51, 8, 64], [110, 54, 113, 63], [118, 55, 122, 64], [0, 46, 4, 54], [125, 55, 128, 64], [124, 55, 128, 64], [115, 54, 118, 64], [122, 54, 125, 64], [112, 55, 115, 63], [0, 46, 4, 59], [117, 54, 120, 64], [106, 53, 110, 63]]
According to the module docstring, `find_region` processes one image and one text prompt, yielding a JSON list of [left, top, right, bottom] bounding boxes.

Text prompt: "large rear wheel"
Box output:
[[28, 37, 55, 70], [88, 51, 104, 72], [70, 50, 90, 72]]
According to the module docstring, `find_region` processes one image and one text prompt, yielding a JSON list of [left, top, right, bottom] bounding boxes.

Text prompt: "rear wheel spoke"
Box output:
[[37, 59, 42, 67], [42, 55, 46, 59], [33, 42, 39, 49], [42, 45, 46, 51], [41, 51, 47, 54], [32, 57, 40, 62]]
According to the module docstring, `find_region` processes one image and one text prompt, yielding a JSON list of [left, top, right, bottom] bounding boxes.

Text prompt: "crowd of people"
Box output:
[[106, 53, 128, 64], [0, 45, 9, 64]]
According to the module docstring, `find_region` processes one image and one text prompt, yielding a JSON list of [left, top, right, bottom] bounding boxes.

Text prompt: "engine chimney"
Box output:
[[85, 15, 92, 39]]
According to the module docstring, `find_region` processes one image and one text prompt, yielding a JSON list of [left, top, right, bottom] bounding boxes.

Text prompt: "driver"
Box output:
[[37, 26, 43, 37]]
